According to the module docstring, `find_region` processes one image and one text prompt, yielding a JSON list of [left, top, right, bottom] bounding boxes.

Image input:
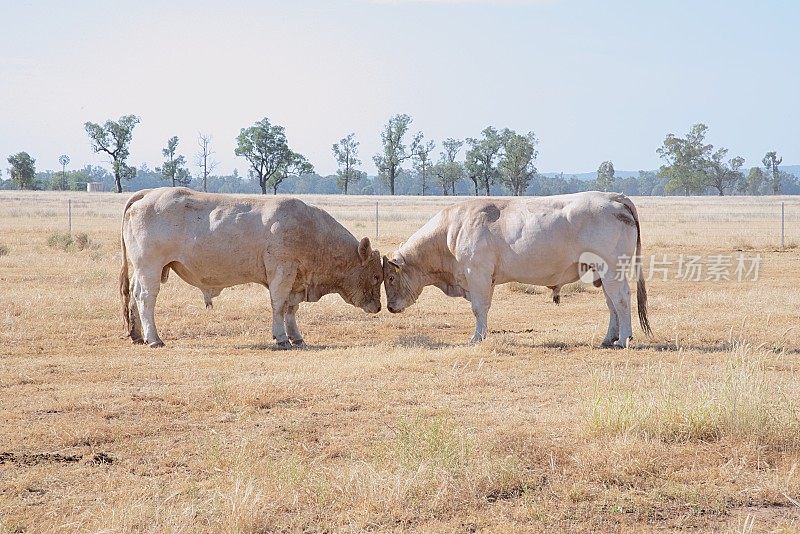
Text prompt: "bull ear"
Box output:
[[358, 237, 372, 265], [385, 255, 403, 272]]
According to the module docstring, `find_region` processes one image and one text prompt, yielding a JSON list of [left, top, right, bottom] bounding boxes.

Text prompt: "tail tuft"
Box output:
[[618, 195, 652, 337], [119, 190, 148, 336]]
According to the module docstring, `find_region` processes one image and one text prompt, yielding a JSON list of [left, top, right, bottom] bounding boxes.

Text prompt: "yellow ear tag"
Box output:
[[394, 266, 400, 273]]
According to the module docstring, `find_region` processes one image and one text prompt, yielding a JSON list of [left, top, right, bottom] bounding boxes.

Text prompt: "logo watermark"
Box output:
[[578, 251, 608, 284], [578, 253, 762, 283]]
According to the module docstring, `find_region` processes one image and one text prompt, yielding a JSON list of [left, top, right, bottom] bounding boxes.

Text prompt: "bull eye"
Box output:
[[388, 275, 394, 282]]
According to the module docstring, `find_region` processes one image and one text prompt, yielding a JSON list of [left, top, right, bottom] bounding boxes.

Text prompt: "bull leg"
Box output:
[[600, 286, 620, 347], [601, 275, 632, 348], [465, 272, 495, 343], [201, 288, 221, 309], [548, 285, 561, 305], [132, 267, 164, 348], [128, 291, 144, 344], [284, 302, 305, 348], [268, 267, 296, 350]]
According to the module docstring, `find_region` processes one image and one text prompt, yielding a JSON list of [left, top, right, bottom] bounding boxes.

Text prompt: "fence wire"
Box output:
[[0, 192, 797, 250]]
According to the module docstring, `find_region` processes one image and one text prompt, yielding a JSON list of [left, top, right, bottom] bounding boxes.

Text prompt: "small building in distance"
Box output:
[[87, 182, 104, 193]]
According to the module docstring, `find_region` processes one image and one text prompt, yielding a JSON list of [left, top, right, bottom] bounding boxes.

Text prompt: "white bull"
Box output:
[[382, 191, 651, 348], [120, 188, 383, 348]]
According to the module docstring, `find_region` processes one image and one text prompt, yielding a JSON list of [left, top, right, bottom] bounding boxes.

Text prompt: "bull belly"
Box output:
[[169, 260, 263, 290], [495, 260, 579, 287]]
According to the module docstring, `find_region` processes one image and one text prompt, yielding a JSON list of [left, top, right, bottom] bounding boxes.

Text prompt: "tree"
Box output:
[[7, 152, 36, 189], [596, 161, 615, 191], [465, 126, 503, 196], [433, 138, 464, 195], [442, 138, 463, 195], [656, 123, 713, 195], [84, 115, 140, 193], [705, 148, 744, 196], [763, 151, 783, 194], [373, 114, 413, 195], [498, 130, 538, 196], [235, 117, 310, 195], [158, 136, 191, 187], [637, 170, 660, 195], [741, 167, 767, 195], [196, 133, 218, 192], [51, 172, 68, 191], [332, 133, 362, 194], [268, 151, 314, 195], [411, 133, 435, 195]]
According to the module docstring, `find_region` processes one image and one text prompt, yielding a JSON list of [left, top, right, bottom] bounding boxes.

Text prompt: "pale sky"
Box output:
[[1, 0, 798, 178]]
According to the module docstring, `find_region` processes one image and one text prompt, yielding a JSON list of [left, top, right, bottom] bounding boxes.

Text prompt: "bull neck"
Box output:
[[399, 228, 452, 288]]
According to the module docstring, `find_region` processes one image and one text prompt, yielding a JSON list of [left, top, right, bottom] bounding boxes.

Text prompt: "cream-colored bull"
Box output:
[[383, 191, 651, 348], [120, 188, 383, 348]]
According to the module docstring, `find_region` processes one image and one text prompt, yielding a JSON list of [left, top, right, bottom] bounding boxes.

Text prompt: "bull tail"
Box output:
[[616, 195, 652, 337], [120, 190, 148, 336]]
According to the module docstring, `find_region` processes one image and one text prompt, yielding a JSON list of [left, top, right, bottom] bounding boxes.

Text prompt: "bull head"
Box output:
[[382, 253, 418, 313]]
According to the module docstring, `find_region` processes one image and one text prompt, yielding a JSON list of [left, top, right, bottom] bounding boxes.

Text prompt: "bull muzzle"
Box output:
[[363, 301, 381, 314]]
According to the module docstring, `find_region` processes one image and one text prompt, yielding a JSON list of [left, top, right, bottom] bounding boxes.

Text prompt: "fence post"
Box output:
[[781, 201, 785, 250], [375, 201, 379, 240], [68, 199, 72, 236]]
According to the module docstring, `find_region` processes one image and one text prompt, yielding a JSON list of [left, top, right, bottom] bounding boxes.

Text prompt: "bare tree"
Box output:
[[196, 133, 218, 192]]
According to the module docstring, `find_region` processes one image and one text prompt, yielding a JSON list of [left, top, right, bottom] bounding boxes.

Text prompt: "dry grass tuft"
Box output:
[[476, 334, 519, 356], [506, 281, 588, 298], [507, 282, 544, 295], [0, 244, 8, 257], [74, 232, 92, 251], [46, 232, 74, 251], [588, 343, 800, 449], [46, 231, 99, 252], [395, 334, 446, 349], [560, 281, 588, 295], [393, 415, 470, 472]]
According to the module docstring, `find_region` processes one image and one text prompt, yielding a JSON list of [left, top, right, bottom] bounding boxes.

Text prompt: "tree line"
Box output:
[[3, 115, 798, 196]]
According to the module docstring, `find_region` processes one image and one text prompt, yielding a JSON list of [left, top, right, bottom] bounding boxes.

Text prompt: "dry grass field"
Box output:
[[1, 191, 799, 533]]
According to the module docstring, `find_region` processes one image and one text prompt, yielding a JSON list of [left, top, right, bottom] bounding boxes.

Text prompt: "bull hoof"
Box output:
[[291, 339, 307, 349], [131, 337, 145, 345], [205, 302, 213, 310], [275, 340, 292, 350], [148, 340, 165, 348], [614, 337, 632, 349], [601, 339, 619, 348]]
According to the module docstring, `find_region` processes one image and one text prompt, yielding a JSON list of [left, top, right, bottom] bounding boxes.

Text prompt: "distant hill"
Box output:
[[542, 165, 800, 181], [780, 165, 800, 177]]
